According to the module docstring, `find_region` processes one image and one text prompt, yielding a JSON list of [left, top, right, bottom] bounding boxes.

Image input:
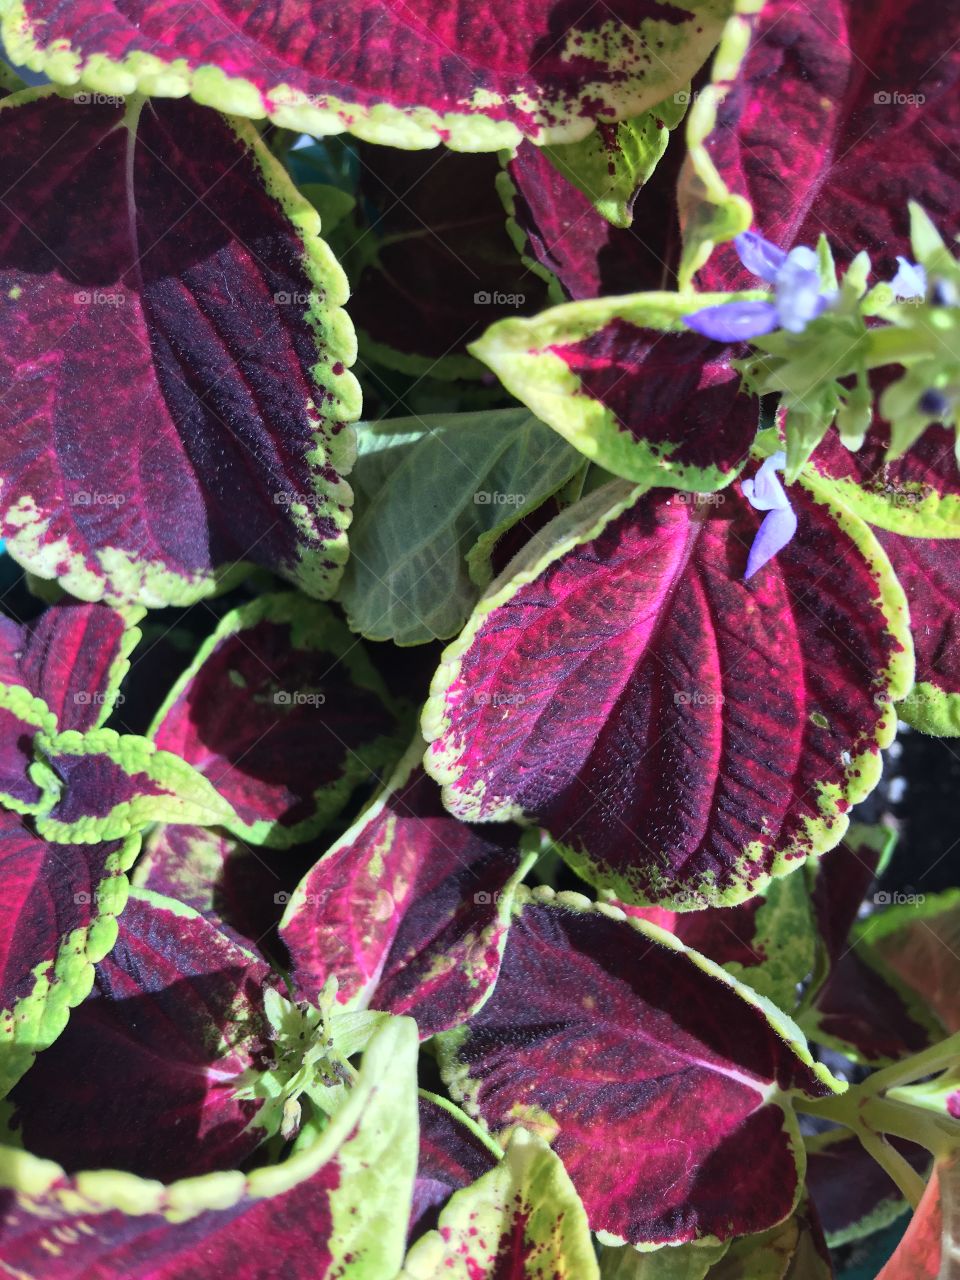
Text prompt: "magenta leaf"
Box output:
[[281, 741, 534, 1038], [0, 89, 358, 607], [411, 1094, 498, 1242], [0, 601, 140, 813], [438, 891, 840, 1247], [0, 810, 140, 1094], [7, 889, 274, 1181], [687, 0, 960, 289], [470, 297, 762, 491], [501, 137, 686, 302], [0, 602, 139, 732], [133, 823, 284, 954], [4, 2, 731, 149], [424, 474, 913, 909], [0, 1016, 420, 1278], [806, 1129, 930, 1246], [150, 595, 403, 846]]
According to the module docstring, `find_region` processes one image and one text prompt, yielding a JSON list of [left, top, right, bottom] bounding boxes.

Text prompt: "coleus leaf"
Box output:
[[0, 600, 141, 813], [30, 727, 239, 843], [438, 889, 841, 1247], [2, 0, 732, 149], [810, 425, 960, 538], [599, 1238, 729, 1279], [7, 889, 273, 1181], [499, 110, 688, 302], [539, 98, 688, 230], [0, 601, 141, 732], [803, 893, 948, 1067], [423, 473, 912, 910], [874, 533, 960, 735], [805, 1129, 930, 1247], [681, 0, 960, 289], [876, 1157, 960, 1280], [338, 410, 581, 645], [132, 823, 282, 952], [470, 293, 763, 489], [0, 1014, 420, 1278], [400, 1128, 599, 1280], [150, 594, 403, 846], [622, 859, 816, 1011], [280, 739, 534, 1038], [807, 822, 896, 973], [344, 146, 550, 378], [411, 1093, 499, 1242], [855, 890, 960, 1035], [0, 812, 139, 1095], [0, 88, 358, 607], [809, 427, 960, 733], [702, 1198, 832, 1280]]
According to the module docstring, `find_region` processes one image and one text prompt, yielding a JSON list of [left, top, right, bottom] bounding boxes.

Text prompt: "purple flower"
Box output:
[[684, 232, 834, 342], [889, 256, 926, 301], [741, 452, 797, 580]]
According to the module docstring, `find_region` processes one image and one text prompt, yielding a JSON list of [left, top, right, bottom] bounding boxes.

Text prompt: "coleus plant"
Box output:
[[0, 0, 958, 1275]]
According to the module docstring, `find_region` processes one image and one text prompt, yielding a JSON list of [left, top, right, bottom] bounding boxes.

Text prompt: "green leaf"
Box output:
[[337, 410, 581, 645], [540, 94, 687, 230], [724, 866, 817, 1012], [677, 1, 764, 287], [600, 1240, 729, 1279], [31, 727, 238, 843], [400, 1128, 599, 1279]]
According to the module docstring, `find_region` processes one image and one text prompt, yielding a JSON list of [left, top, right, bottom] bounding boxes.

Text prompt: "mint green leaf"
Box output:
[[337, 410, 581, 645]]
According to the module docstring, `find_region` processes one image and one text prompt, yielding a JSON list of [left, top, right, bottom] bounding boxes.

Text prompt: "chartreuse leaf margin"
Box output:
[[29, 727, 238, 843], [0, 828, 141, 1097], [400, 1128, 599, 1279], [0, 0, 732, 150], [423, 468, 913, 910], [0, 1015, 419, 1277], [469, 291, 765, 490]]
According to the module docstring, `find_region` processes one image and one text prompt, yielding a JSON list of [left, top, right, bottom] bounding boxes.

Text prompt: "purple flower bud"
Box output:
[[919, 389, 950, 417], [889, 257, 927, 300], [734, 231, 787, 283], [742, 453, 797, 579], [683, 300, 780, 342]]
